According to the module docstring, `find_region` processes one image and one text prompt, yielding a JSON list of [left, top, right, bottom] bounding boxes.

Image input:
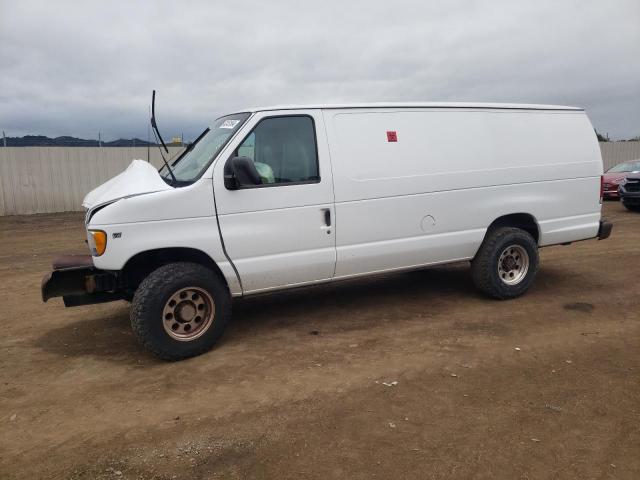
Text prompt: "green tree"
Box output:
[[595, 130, 609, 142]]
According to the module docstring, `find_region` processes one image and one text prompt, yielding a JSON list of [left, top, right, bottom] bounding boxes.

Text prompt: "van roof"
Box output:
[[243, 102, 583, 113]]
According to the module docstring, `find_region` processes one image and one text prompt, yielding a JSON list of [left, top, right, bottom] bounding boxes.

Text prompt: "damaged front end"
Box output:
[[41, 159, 173, 307], [41, 255, 128, 307]]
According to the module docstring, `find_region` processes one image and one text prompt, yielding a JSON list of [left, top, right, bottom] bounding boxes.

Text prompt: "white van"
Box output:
[[42, 103, 612, 360]]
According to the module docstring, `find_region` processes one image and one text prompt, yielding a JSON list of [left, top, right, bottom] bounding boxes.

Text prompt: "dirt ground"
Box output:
[[0, 201, 638, 479]]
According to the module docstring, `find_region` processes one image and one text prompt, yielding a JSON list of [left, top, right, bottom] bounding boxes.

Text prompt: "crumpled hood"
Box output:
[[82, 159, 172, 209]]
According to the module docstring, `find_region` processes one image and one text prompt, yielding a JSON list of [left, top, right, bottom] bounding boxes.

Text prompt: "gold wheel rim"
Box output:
[[162, 287, 215, 341]]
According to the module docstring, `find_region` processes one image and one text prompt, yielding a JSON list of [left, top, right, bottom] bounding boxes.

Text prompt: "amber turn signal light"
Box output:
[[88, 230, 107, 256]]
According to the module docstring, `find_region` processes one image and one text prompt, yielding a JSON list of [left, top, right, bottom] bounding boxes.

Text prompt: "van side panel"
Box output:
[[323, 108, 602, 279]]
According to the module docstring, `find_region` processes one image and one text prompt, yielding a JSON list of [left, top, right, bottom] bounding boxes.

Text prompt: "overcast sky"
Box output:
[[1, 0, 638, 141]]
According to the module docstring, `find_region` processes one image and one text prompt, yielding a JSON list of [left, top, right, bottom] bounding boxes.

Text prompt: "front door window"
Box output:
[[234, 116, 319, 186]]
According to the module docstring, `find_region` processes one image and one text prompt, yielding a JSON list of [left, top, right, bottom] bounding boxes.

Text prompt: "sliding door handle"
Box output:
[[320, 208, 332, 234], [323, 208, 332, 227]]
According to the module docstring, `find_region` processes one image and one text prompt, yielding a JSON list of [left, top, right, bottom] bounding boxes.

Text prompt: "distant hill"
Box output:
[[1, 135, 159, 147]]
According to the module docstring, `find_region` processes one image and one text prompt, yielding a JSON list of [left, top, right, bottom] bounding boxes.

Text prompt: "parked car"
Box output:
[[603, 159, 640, 199], [41, 102, 612, 360], [619, 173, 640, 211]]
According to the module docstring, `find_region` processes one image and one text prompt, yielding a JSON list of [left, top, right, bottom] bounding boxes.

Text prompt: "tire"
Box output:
[[622, 201, 640, 212], [130, 262, 231, 360], [471, 227, 539, 300]]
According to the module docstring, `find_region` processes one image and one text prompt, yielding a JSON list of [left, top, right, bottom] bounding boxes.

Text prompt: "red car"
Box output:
[[603, 160, 640, 199]]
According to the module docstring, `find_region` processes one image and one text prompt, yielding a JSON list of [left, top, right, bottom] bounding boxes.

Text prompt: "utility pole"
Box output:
[[98, 132, 102, 148], [2, 130, 6, 147], [181, 132, 184, 147]]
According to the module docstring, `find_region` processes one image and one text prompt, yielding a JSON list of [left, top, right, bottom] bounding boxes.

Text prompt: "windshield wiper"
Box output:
[[150, 90, 177, 184], [165, 127, 210, 170]]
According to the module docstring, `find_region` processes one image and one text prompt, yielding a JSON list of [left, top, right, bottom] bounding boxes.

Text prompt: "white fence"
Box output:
[[1, 142, 639, 215], [599, 142, 640, 171], [0, 147, 183, 215]]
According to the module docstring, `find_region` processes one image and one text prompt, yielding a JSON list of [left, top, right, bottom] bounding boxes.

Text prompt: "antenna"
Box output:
[[150, 90, 177, 182], [147, 112, 150, 163], [151, 90, 169, 153]]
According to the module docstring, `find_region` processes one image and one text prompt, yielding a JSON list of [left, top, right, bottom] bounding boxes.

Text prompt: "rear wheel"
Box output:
[[471, 227, 539, 299], [130, 262, 231, 360]]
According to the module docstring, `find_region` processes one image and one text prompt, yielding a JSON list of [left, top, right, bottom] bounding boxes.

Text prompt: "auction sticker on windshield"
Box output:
[[220, 120, 240, 129]]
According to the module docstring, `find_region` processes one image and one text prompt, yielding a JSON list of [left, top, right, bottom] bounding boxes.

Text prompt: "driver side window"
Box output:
[[235, 116, 319, 186]]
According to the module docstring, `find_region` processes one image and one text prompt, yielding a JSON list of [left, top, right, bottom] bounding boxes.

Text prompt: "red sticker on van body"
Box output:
[[386, 131, 397, 142]]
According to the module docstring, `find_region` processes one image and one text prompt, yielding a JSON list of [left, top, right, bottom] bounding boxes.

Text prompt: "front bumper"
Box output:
[[619, 189, 640, 205], [41, 254, 125, 307]]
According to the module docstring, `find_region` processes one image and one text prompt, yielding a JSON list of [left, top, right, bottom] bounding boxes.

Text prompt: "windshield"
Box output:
[[607, 160, 640, 173], [160, 112, 251, 183]]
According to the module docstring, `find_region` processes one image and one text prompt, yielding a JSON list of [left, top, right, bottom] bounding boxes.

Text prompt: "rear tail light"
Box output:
[[600, 175, 604, 204]]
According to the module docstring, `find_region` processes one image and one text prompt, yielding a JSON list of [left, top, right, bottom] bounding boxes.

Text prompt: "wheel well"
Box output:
[[122, 248, 228, 292], [487, 213, 540, 244]]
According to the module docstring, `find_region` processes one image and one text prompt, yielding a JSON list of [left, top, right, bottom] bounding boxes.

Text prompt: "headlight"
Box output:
[[620, 178, 627, 186], [88, 230, 107, 256]]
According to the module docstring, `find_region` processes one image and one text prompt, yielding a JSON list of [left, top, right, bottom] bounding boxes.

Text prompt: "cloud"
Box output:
[[0, 0, 638, 140]]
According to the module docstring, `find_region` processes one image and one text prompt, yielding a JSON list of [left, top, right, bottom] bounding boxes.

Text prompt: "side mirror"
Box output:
[[224, 156, 261, 189]]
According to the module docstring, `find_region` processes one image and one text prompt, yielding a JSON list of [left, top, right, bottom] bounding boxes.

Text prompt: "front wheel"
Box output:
[[130, 262, 231, 360], [471, 227, 539, 299]]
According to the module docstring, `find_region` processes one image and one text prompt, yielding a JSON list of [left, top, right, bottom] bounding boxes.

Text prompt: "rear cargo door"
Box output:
[[212, 110, 336, 294]]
